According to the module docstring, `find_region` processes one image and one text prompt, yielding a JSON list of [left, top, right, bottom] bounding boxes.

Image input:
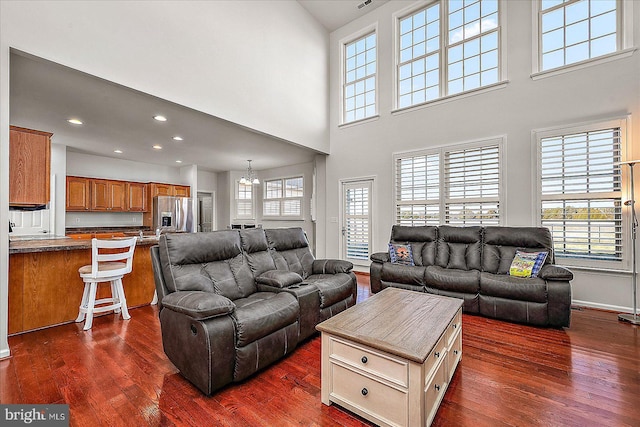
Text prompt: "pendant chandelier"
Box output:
[[239, 160, 260, 185]]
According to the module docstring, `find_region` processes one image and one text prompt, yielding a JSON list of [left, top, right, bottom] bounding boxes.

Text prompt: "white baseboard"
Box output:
[[0, 348, 11, 359], [572, 299, 633, 313]]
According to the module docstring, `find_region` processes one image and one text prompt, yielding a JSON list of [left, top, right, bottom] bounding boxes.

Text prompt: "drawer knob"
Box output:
[[453, 323, 458, 329], [361, 356, 368, 364], [361, 388, 368, 396], [454, 350, 459, 355], [434, 384, 441, 392], [435, 351, 440, 358]]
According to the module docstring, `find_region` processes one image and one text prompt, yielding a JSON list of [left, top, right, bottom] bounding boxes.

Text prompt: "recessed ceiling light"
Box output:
[[172, 136, 183, 141], [153, 115, 167, 122], [175, 160, 183, 163], [153, 145, 162, 150], [114, 149, 123, 154], [67, 118, 83, 125]]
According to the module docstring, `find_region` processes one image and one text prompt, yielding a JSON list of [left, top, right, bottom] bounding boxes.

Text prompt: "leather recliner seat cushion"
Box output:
[[381, 262, 426, 286], [305, 273, 356, 308], [240, 228, 278, 277], [425, 266, 479, 293], [232, 291, 299, 347], [479, 272, 547, 303]]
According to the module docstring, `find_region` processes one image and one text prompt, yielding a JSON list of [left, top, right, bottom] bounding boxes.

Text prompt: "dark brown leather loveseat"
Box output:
[[150, 227, 356, 395], [370, 225, 573, 328]]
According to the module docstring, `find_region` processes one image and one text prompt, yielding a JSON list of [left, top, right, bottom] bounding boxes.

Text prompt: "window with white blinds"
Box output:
[[343, 182, 372, 262], [395, 139, 502, 226], [539, 127, 622, 263], [263, 177, 304, 219], [235, 181, 254, 219]]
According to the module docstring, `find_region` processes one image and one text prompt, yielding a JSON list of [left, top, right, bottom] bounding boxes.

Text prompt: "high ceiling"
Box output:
[[9, 2, 389, 173], [298, 0, 389, 32]]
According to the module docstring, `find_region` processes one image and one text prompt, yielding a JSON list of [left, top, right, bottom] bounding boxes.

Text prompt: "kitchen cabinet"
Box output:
[[173, 185, 190, 197], [91, 179, 127, 211], [127, 182, 148, 212], [144, 182, 191, 227], [151, 183, 172, 196], [9, 126, 52, 206], [66, 176, 91, 211]]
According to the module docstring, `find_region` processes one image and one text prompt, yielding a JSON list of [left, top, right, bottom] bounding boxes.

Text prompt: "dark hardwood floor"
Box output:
[[1, 273, 639, 426]]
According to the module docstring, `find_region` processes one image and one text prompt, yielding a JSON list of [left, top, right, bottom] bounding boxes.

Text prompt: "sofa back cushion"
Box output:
[[240, 228, 277, 277], [435, 226, 482, 270], [482, 226, 554, 274], [390, 225, 438, 267], [265, 228, 315, 278], [158, 231, 256, 299]]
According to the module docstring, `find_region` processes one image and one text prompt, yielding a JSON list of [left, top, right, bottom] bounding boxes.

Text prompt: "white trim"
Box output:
[[393, 0, 508, 111], [531, 0, 636, 76], [338, 114, 380, 129], [0, 349, 10, 359], [531, 47, 637, 80], [572, 300, 633, 313], [339, 23, 379, 126], [262, 175, 304, 221]]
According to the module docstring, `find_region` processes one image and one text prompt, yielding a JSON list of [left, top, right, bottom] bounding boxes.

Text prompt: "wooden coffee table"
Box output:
[[316, 287, 463, 427]]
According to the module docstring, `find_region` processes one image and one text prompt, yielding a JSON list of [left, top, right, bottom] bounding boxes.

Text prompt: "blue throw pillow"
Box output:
[[388, 243, 415, 266]]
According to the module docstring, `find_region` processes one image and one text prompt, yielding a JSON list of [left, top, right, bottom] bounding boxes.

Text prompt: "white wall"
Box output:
[[324, 1, 640, 311]]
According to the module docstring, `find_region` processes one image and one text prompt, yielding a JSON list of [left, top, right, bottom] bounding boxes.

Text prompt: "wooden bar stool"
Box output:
[[75, 237, 137, 331]]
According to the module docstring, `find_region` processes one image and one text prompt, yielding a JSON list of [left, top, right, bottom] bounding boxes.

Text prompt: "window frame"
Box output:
[[262, 176, 305, 220], [234, 180, 255, 220], [393, 136, 505, 227], [340, 24, 379, 126], [533, 116, 631, 270], [392, 0, 508, 113], [531, 0, 636, 79]]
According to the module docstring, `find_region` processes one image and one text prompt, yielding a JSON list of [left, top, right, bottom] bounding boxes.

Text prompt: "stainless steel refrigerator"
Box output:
[[153, 196, 194, 233]]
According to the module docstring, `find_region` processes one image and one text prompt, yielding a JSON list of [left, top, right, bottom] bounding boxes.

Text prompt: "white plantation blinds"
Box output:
[[396, 154, 440, 225], [344, 185, 371, 260], [540, 128, 622, 261], [395, 140, 501, 226], [445, 145, 500, 225]]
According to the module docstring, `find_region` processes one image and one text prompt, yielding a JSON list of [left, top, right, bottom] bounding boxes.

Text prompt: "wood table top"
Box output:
[[316, 288, 462, 363]]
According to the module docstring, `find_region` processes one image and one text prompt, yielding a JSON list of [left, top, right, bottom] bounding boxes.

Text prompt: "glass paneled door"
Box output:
[[342, 180, 373, 265]]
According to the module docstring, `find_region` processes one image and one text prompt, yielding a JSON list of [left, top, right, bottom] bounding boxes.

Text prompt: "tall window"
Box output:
[[343, 31, 376, 123], [539, 0, 619, 71], [263, 177, 304, 219], [538, 123, 623, 265], [395, 139, 502, 226], [235, 181, 254, 219], [397, 0, 501, 109]]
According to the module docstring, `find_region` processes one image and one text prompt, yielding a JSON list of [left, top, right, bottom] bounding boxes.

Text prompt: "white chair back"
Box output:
[[90, 237, 137, 279]]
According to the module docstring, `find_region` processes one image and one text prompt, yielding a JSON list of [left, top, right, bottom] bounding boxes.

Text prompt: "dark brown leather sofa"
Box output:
[[150, 227, 356, 395], [370, 225, 573, 328]]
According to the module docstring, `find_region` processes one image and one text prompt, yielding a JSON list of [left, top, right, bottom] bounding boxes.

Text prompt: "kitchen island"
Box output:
[[8, 236, 159, 335]]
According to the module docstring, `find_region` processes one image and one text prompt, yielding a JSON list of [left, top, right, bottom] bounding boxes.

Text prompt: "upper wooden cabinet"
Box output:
[[149, 182, 191, 198], [173, 185, 190, 197], [9, 126, 52, 206], [66, 177, 91, 211], [91, 179, 127, 211], [66, 176, 149, 212], [127, 182, 147, 212]]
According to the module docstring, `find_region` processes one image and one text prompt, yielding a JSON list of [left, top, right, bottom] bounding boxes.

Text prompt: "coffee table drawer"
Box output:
[[424, 333, 447, 383], [331, 363, 408, 427], [425, 352, 448, 427], [329, 337, 408, 386], [446, 308, 462, 346]]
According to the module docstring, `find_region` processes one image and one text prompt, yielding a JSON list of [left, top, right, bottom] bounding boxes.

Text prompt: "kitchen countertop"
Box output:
[[9, 235, 159, 254]]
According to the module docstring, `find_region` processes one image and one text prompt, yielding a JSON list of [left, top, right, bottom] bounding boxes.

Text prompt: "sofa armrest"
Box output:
[[538, 264, 574, 281], [256, 270, 303, 288], [312, 259, 353, 274], [162, 291, 235, 320], [370, 252, 390, 263]]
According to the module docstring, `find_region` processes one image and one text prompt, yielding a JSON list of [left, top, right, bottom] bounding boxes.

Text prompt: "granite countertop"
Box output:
[[9, 235, 159, 254]]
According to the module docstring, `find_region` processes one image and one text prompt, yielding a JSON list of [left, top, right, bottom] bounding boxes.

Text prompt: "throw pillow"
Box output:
[[388, 243, 415, 266], [509, 251, 548, 278]]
